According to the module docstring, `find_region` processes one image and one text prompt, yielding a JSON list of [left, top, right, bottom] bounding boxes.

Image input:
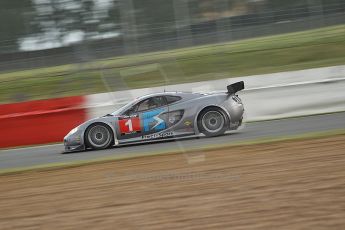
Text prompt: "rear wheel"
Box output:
[[85, 123, 113, 150], [198, 108, 228, 137]]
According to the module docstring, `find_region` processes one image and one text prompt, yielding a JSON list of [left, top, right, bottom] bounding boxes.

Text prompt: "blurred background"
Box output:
[[1, 0, 344, 103]]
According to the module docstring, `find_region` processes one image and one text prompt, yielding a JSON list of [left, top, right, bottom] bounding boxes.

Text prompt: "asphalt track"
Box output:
[[0, 112, 344, 171]]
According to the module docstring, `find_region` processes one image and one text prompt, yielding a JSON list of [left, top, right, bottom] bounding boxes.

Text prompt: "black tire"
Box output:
[[85, 123, 113, 150], [197, 107, 228, 137]]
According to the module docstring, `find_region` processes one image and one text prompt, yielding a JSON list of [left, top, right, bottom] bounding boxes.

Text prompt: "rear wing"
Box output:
[[227, 81, 244, 95]]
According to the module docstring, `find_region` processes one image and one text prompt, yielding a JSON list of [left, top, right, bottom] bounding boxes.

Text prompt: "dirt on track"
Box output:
[[1, 135, 345, 230]]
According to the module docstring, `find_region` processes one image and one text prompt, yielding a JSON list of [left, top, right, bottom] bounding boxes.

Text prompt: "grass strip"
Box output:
[[1, 25, 344, 102]]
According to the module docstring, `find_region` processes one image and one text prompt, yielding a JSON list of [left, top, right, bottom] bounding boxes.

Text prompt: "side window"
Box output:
[[137, 99, 151, 111], [137, 96, 166, 112], [122, 104, 138, 116], [165, 95, 182, 105]]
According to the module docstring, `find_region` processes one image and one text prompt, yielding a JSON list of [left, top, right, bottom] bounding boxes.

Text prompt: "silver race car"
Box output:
[[63, 81, 245, 152]]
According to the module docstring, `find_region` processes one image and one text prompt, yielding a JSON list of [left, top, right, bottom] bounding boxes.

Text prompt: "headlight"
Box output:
[[68, 127, 78, 135]]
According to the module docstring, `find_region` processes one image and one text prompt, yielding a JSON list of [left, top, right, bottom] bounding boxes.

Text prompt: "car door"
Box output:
[[116, 96, 170, 143], [164, 95, 189, 133]]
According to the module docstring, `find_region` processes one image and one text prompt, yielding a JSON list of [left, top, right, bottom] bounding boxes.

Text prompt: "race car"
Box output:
[[63, 81, 245, 152]]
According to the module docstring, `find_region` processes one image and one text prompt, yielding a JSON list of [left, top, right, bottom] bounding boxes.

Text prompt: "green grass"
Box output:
[[1, 25, 345, 103]]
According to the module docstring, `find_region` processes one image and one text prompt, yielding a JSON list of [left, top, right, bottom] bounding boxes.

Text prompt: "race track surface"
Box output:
[[0, 112, 344, 171]]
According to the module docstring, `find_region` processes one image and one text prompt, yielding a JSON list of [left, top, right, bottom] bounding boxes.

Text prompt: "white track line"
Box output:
[[245, 77, 345, 91]]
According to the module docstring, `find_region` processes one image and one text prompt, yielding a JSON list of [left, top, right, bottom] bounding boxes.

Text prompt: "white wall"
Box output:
[[86, 65, 345, 121]]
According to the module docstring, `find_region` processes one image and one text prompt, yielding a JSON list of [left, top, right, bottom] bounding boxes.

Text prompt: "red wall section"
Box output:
[[0, 96, 86, 148]]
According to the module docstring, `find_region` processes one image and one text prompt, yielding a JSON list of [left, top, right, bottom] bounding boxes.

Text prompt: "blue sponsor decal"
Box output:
[[142, 109, 166, 132]]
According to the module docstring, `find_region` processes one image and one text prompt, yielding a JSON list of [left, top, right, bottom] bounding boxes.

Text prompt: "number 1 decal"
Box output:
[[125, 119, 133, 132], [119, 117, 141, 135]]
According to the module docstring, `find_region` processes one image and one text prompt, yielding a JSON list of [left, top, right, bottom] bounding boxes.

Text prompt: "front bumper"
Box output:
[[63, 143, 85, 153], [63, 131, 86, 153]]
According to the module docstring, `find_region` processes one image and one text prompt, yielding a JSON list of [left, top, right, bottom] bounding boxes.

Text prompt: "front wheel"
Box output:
[[198, 108, 228, 137], [85, 123, 113, 150]]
